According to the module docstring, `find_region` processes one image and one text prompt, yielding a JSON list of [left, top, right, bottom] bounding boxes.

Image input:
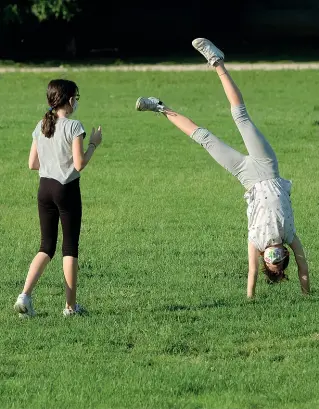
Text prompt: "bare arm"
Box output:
[[72, 134, 96, 172], [288, 235, 310, 295], [28, 140, 40, 170], [247, 241, 260, 298], [73, 127, 102, 171]]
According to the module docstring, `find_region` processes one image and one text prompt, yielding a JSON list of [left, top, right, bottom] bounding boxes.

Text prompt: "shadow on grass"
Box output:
[[34, 312, 49, 318], [163, 300, 229, 311]]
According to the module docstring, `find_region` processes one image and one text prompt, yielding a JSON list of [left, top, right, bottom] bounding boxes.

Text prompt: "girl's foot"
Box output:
[[63, 303, 84, 317], [192, 38, 225, 66], [14, 293, 36, 318], [135, 97, 166, 113]]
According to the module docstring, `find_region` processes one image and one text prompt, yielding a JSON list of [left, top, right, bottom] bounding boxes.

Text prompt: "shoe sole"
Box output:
[[192, 38, 224, 62], [18, 312, 32, 319], [135, 97, 143, 111], [14, 301, 35, 317], [14, 301, 27, 314]]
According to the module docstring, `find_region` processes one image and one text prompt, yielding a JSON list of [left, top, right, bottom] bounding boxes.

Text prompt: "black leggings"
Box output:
[[38, 177, 82, 259]]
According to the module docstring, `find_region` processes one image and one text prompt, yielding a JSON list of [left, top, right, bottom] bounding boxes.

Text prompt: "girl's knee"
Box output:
[[39, 245, 55, 260], [190, 127, 213, 145], [231, 104, 249, 124], [62, 244, 79, 258]]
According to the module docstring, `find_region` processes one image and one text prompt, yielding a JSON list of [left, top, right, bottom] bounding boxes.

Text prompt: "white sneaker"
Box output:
[[63, 303, 84, 317], [14, 293, 36, 318], [135, 97, 166, 113], [192, 38, 224, 66]]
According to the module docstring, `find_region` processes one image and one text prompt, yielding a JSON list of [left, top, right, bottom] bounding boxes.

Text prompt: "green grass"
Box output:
[[1, 70, 319, 409]]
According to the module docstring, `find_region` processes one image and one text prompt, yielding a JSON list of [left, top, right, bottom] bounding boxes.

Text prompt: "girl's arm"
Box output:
[[247, 241, 260, 298], [72, 127, 102, 171], [29, 140, 40, 170], [288, 235, 310, 295], [72, 134, 96, 171]]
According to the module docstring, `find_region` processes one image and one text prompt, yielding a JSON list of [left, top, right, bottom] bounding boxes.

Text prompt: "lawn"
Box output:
[[0, 70, 319, 409]]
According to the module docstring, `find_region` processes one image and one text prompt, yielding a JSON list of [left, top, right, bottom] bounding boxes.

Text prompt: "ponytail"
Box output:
[[41, 109, 58, 138], [42, 79, 79, 137]]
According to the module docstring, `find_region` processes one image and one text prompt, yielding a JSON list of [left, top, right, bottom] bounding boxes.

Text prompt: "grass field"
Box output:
[[1, 70, 319, 409]]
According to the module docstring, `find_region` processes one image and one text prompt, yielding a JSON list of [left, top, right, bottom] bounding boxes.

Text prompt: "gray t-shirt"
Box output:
[[32, 118, 86, 184]]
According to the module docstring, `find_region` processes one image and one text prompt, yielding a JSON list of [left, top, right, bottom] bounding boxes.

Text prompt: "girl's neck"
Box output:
[[56, 108, 70, 118]]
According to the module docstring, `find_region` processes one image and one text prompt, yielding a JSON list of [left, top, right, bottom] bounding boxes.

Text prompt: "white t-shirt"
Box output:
[[245, 177, 296, 252], [32, 118, 86, 184]]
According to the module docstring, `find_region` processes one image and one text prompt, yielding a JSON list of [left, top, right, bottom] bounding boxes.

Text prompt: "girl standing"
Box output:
[[14, 79, 102, 317]]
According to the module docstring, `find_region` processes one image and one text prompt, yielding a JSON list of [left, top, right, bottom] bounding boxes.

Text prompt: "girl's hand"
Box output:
[[90, 126, 102, 147]]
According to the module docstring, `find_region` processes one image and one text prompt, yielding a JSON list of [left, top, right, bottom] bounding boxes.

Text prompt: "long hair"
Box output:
[[262, 246, 290, 284], [41, 79, 79, 138]]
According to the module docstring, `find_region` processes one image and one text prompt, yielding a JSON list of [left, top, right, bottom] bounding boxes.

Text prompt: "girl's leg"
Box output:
[[14, 179, 58, 317], [15, 252, 50, 317], [63, 257, 78, 310], [161, 108, 199, 136], [57, 179, 82, 311], [215, 61, 244, 107], [161, 107, 247, 178], [22, 253, 51, 295], [136, 97, 247, 181], [23, 179, 59, 294], [192, 39, 277, 161], [215, 61, 277, 161]]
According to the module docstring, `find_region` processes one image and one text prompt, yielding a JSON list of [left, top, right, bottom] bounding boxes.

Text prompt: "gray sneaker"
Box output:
[[192, 38, 224, 66], [63, 304, 84, 317], [14, 293, 36, 318], [135, 97, 166, 113]]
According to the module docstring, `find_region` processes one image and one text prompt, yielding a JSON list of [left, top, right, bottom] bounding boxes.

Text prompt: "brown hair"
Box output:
[[262, 246, 290, 284], [41, 79, 79, 138]]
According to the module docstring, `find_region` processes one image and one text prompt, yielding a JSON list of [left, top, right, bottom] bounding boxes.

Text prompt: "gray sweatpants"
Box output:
[[190, 104, 279, 191]]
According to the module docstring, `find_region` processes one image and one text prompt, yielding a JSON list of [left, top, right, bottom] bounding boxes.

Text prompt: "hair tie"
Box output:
[[48, 107, 53, 111]]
